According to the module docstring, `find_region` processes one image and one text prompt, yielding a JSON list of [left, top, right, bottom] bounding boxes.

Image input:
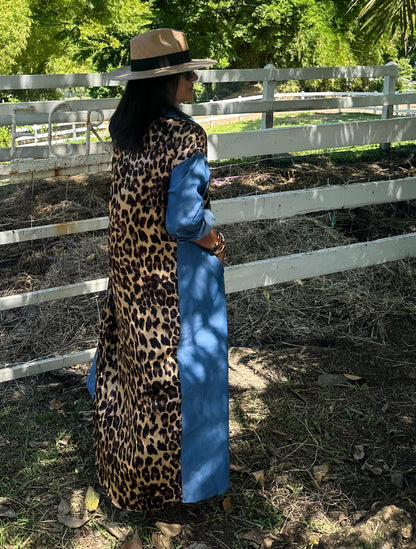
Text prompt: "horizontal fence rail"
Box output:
[[2, 116, 416, 181], [1, 177, 415, 245], [3, 92, 414, 126], [2, 233, 415, 311], [225, 233, 416, 293], [0, 349, 98, 383], [0, 64, 397, 90], [208, 117, 416, 160]]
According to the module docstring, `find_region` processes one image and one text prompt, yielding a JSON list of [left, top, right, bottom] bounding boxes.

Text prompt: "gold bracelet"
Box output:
[[208, 231, 225, 255], [213, 241, 226, 255]]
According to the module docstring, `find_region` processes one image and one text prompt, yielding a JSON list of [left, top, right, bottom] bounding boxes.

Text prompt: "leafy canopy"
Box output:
[[0, 0, 406, 79]]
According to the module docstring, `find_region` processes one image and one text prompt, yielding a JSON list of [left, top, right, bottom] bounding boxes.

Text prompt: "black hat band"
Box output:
[[131, 50, 191, 72]]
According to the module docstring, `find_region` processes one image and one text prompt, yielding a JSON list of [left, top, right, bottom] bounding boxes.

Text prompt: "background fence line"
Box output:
[[1, 62, 416, 381]]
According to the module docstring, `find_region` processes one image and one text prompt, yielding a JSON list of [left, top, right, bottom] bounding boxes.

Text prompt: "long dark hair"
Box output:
[[109, 73, 181, 151]]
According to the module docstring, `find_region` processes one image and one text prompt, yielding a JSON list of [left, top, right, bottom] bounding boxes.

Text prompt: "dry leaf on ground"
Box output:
[[313, 464, 330, 483], [317, 373, 349, 386], [252, 470, 265, 489], [49, 399, 64, 410], [230, 462, 246, 472], [151, 531, 170, 549], [120, 530, 143, 549], [390, 470, 404, 489], [0, 504, 16, 518], [57, 514, 89, 528], [241, 529, 275, 549], [0, 497, 12, 505], [361, 460, 388, 475], [94, 519, 129, 539], [353, 444, 365, 461], [84, 485, 100, 511], [223, 496, 233, 516], [155, 521, 182, 538], [344, 374, 362, 381], [57, 434, 70, 447], [57, 498, 70, 515], [241, 529, 265, 544]]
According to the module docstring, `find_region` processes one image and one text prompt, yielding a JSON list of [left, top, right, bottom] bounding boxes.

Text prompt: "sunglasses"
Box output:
[[182, 71, 196, 81]]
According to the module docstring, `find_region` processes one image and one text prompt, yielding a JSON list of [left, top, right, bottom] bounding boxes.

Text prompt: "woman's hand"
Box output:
[[216, 248, 225, 266], [194, 229, 226, 264]]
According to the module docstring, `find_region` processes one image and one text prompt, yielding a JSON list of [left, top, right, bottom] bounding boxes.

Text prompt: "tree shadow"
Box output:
[[227, 341, 416, 546]]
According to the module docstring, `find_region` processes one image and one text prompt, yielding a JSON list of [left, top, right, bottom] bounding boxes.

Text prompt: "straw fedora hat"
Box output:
[[108, 28, 217, 81]]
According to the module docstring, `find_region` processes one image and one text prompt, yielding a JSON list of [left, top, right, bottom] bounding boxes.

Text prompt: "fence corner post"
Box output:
[[261, 64, 276, 130], [380, 61, 398, 151]]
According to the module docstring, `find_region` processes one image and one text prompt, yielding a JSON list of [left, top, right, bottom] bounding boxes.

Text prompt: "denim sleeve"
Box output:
[[166, 152, 216, 242]]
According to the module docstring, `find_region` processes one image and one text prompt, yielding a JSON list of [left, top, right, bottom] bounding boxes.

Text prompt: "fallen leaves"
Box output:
[[252, 470, 265, 489], [84, 486, 100, 512], [312, 464, 330, 484], [390, 470, 404, 489], [353, 444, 365, 461], [120, 530, 143, 549], [241, 528, 276, 548], [55, 486, 100, 531], [94, 519, 130, 540], [57, 498, 70, 515], [0, 504, 16, 518], [57, 514, 90, 529], [49, 399, 67, 417], [57, 434, 71, 447], [361, 459, 389, 475], [154, 521, 182, 538], [223, 496, 233, 516], [317, 373, 363, 387], [151, 522, 183, 549], [48, 399, 64, 410], [151, 532, 170, 549], [343, 374, 362, 382]]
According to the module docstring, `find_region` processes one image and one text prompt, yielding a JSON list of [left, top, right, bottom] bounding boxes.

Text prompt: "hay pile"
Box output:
[[223, 215, 416, 348]]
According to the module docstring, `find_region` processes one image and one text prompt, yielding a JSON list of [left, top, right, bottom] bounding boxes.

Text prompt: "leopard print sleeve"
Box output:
[[168, 118, 208, 169]]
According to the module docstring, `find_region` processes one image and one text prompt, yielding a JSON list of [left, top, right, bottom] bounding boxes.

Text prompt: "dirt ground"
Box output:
[[0, 149, 416, 548]]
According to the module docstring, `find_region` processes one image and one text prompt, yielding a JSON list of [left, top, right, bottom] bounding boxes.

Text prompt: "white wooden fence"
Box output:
[[1, 62, 416, 382]]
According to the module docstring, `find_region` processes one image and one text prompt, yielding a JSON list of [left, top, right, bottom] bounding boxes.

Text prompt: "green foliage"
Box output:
[[86, 86, 124, 99], [349, 0, 416, 53], [396, 57, 413, 91], [0, 127, 12, 148], [0, 0, 32, 73], [398, 57, 413, 80], [73, 1, 153, 72], [0, 0, 410, 96], [1, 0, 152, 75], [150, 0, 400, 70]]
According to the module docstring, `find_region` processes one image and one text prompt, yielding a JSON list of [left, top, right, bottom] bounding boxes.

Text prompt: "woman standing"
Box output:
[[89, 28, 229, 511]]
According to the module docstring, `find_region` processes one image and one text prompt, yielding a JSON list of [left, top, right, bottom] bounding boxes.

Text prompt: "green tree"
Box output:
[[150, 0, 399, 69], [13, 0, 117, 74], [0, 0, 32, 73], [1, 0, 152, 75], [349, 0, 416, 52], [73, 0, 153, 72]]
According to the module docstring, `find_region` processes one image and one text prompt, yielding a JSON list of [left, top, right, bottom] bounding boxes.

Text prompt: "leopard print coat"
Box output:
[[93, 115, 220, 511]]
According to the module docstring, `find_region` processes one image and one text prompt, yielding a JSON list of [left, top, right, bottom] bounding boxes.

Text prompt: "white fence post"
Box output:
[[261, 64, 276, 130], [381, 61, 398, 150]]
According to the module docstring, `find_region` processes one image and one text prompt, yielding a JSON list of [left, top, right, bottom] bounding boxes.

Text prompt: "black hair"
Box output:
[[109, 73, 182, 151]]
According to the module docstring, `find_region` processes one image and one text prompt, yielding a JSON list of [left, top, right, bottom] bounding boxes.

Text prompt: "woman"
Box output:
[[89, 28, 229, 512]]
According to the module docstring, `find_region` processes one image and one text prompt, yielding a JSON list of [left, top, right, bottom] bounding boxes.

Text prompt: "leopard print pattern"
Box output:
[[93, 116, 207, 511]]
